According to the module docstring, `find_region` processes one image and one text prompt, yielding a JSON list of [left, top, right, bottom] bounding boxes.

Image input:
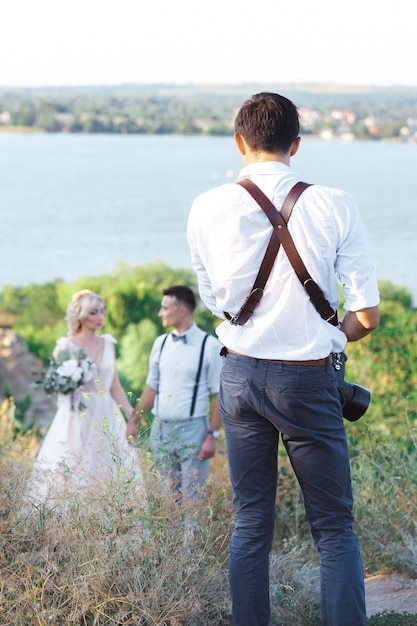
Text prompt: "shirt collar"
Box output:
[[237, 161, 291, 180], [172, 322, 197, 341]]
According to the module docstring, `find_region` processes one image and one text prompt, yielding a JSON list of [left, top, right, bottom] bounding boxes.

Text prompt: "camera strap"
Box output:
[[224, 180, 312, 325], [227, 178, 338, 327]]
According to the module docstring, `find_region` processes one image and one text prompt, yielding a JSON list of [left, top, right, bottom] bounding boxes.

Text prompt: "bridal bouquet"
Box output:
[[32, 348, 94, 396]]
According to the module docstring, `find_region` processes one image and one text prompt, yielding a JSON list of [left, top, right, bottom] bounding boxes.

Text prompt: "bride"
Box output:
[[28, 289, 144, 504]]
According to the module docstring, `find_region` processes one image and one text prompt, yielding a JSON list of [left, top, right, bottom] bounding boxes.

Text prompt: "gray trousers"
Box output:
[[221, 352, 366, 626], [150, 415, 209, 499]]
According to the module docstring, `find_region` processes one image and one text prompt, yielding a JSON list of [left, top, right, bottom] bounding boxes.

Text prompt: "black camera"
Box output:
[[332, 352, 371, 422]]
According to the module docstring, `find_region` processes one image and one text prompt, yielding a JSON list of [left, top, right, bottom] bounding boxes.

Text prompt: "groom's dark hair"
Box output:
[[163, 285, 196, 313]]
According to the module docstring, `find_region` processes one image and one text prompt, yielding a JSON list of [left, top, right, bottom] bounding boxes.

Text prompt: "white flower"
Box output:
[[57, 359, 80, 379], [70, 367, 83, 382]]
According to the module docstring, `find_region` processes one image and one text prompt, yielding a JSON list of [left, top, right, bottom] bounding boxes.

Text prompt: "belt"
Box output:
[[159, 415, 206, 423], [223, 347, 329, 366]]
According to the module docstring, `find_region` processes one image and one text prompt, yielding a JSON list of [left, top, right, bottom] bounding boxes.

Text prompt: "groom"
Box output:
[[126, 285, 222, 500]]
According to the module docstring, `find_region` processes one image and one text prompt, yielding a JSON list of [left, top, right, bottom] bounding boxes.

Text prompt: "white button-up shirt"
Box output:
[[187, 161, 379, 360], [146, 324, 222, 420]]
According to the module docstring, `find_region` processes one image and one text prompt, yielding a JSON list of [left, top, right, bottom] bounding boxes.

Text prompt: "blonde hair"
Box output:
[[65, 289, 105, 336]]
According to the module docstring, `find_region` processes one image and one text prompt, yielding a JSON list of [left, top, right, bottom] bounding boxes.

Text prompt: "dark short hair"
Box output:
[[163, 285, 196, 312], [234, 92, 300, 154]]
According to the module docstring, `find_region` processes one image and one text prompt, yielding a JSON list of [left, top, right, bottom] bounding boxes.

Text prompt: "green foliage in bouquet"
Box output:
[[31, 349, 94, 396]]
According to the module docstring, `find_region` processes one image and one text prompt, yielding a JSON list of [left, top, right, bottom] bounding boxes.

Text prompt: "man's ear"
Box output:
[[290, 136, 301, 157], [234, 133, 246, 156]]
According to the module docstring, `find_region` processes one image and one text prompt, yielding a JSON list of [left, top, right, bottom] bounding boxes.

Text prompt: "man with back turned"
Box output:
[[187, 92, 380, 626]]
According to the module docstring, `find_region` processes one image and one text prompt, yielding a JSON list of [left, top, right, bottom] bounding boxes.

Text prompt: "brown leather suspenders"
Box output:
[[224, 179, 338, 327]]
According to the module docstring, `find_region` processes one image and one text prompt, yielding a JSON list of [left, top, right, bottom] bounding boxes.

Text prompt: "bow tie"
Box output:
[[172, 333, 187, 343]]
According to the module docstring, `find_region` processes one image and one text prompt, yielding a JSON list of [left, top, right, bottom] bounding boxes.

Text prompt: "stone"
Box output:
[[0, 327, 55, 428]]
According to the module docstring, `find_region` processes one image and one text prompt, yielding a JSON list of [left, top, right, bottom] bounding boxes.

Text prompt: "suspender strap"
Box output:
[[155, 334, 169, 413], [224, 180, 312, 326], [159, 334, 169, 356], [190, 333, 209, 417], [238, 178, 338, 326]]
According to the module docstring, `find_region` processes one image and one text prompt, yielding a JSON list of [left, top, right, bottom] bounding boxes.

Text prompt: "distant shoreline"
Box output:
[[0, 126, 39, 133], [2, 83, 417, 141], [1, 127, 415, 143]]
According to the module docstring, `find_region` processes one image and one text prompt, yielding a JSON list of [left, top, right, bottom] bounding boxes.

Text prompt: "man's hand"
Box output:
[[198, 435, 217, 461], [126, 415, 139, 443], [198, 394, 222, 460], [126, 386, 156, 443]]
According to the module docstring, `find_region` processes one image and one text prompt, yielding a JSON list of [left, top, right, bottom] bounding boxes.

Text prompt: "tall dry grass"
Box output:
[[349, 408, 417, 577], [1, 398, 416, 625], [0, 399, 233, 625]]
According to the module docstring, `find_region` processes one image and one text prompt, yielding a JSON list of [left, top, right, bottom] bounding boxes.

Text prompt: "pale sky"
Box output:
[[1, 0, 416, 88]]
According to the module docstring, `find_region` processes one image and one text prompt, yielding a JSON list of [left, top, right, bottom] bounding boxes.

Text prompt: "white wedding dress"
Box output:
[[28, 334, 144, 505]]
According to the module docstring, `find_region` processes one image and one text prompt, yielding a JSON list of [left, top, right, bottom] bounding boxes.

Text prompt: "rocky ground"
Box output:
[[366, 574, 417, 617], [0, 326, 55, 426]]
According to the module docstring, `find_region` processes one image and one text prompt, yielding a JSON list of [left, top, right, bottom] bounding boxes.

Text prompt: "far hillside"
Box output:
[[1, 83, 416, 140]]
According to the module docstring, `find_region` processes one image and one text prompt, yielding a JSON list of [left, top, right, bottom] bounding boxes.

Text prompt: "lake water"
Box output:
[[0, 133, 416, 304]]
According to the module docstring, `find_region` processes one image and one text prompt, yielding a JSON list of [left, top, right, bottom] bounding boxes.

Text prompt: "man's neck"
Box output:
[[243, 151, 290, 166], [174, 320, 193, 335]]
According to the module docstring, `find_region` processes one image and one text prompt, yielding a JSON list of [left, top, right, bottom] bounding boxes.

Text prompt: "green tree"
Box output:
[[35, 103, 61, 132], [117, 318, 159, 394], [1, 282, 65, 359], [12, 101, 36, 127]]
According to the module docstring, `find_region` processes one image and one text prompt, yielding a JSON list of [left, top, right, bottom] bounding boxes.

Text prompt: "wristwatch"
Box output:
[[207, 429, 220, 439]]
